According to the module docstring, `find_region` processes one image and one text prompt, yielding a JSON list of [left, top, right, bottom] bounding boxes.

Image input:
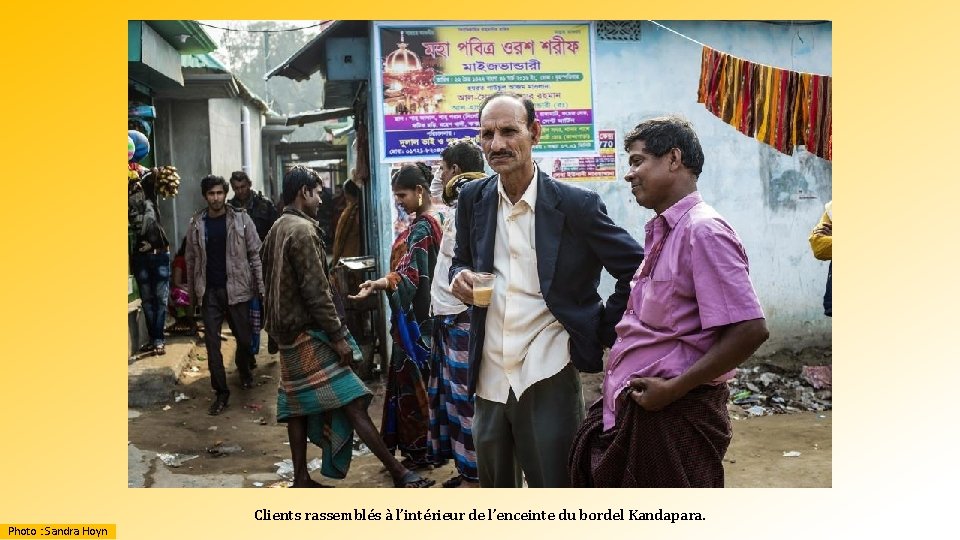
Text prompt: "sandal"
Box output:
[[138, 343, 155, 353], [154, 344, 166, 356], [394, 471, 435, 488], [442, 475, 463, 488]]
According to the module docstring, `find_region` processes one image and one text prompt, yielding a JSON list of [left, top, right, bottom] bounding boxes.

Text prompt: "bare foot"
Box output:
[[292, 478, 332, 488]]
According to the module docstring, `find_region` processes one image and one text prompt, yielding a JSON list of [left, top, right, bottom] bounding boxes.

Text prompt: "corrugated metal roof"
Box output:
[[181, 53, 227, 71], [235, 77, 271, 114], [145, 20, 217, 54], [178, 54, 274, 114]]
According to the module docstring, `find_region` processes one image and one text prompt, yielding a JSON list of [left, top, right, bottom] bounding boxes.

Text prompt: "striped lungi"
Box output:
[[427, 311, 477, 481], [569, 384, 731, 488], [276, 330, 371, 479]]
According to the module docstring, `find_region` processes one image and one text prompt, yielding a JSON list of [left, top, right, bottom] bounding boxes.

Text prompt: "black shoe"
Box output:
[[267, 337, 279, 354], [208, 397, 229, 416]]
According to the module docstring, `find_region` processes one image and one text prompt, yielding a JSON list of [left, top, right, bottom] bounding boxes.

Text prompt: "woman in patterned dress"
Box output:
[[350, 163, 443, 469]]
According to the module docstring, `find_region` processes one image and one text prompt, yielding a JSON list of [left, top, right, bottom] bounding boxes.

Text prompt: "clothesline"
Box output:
[[648, 20, 707, 48], [647, 20, 831, 78]]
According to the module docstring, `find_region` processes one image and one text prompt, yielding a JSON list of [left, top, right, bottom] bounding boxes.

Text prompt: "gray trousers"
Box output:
[[474, 363, 585, 487]]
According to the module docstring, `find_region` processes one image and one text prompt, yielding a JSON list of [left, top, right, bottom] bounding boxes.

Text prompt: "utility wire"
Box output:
[[648, 20, 706, 47], [198, 21, 330, 33]]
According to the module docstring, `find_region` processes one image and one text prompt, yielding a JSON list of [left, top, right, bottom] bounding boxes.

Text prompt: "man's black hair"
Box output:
[[441, 140, 484, 173], [343, 179, 361, 199], [281, 165, 320, 205], [229, 170, 250, 184], [623, 115, 705, 177], [391, 162, 432, 191], [200, 174, 229, 196]]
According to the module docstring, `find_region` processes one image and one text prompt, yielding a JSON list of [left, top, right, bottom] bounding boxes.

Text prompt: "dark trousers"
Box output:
[[823, 262, 832, 317], [202, 287, 254, 398], [474, 363, 585, 487], [131, 252, 171, 346]]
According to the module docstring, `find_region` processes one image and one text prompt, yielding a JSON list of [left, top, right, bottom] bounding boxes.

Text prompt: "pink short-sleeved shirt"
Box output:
[[602, 192, 764, 430]]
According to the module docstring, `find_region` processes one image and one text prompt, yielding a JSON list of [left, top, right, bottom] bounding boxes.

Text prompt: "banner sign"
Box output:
[[374, 22, 597, 162]]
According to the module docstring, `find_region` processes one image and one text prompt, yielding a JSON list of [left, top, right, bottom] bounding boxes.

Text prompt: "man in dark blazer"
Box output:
[[450, 93, 643, 487]]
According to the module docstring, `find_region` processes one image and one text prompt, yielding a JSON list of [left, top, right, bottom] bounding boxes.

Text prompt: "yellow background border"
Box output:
[[1, 2, 951, 538]]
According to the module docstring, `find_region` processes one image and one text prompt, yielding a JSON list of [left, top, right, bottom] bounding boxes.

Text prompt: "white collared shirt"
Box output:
[[430, 207, 468, 316], [477, 165, 571, 403]]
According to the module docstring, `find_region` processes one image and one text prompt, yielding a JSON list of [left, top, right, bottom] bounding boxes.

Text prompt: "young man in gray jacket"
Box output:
[[186, 174, 265, 416]]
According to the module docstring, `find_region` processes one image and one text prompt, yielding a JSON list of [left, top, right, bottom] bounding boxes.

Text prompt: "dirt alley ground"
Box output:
[[128, 334, 831, 488]]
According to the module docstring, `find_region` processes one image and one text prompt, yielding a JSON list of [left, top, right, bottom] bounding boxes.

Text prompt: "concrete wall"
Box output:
[[137, 23, 183, 85], [585, 20, 832, 352], [208, 98, 244, 186], [245, 107, 266, 196], [154, 98, 211, 250], [235, 103, 267, 196], [208, 101, 268, 199]]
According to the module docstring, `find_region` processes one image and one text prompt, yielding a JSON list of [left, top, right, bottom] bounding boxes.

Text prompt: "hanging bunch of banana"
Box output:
[[156, 165, 181, 198]]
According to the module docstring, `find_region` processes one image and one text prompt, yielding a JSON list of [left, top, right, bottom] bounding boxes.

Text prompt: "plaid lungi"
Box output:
[[569, 384, 731, 488], [276, 330, 371, 479], [427, 311, 477, 481]]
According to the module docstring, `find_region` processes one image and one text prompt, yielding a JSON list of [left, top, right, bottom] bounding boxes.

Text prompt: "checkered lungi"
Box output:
[[276, 330, 371, 479]]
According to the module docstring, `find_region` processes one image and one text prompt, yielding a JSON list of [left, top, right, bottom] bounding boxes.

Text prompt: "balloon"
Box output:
[[128, 129, 150, 162], [127, 136, 135, 161]]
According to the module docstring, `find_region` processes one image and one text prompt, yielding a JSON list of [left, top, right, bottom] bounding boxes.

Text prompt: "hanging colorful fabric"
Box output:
[[697, 45, 831, 160]]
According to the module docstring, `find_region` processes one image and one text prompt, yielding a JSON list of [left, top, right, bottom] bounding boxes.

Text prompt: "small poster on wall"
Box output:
[[548, 129, 617, 182]]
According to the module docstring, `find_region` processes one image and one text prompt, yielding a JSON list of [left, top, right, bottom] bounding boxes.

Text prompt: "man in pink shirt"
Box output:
[[569, 116, 769, 487]]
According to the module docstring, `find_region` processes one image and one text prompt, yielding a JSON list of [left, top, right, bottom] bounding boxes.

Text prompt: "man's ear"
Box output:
[[670, 148, 683, 171], [530, 120, 543, 145]]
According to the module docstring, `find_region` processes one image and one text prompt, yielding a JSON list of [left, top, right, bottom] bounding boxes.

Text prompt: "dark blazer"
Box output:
[[450, 169, 644, 395]]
